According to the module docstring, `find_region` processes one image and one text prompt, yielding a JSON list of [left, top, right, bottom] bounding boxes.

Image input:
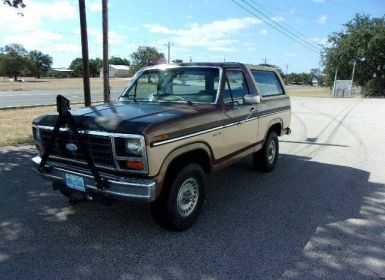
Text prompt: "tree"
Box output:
[[109, 56, 130, 66], [69, 57, 102, 77], [3, 0, 25, 8], [0, 43, 31, 81], [89, 58, 102, 77], [130, 46, 165, 72], [1, 43, 27, 56], [69, 58, 84, 77], [323, 14, 385, 96], [28, 50, 53, 78]]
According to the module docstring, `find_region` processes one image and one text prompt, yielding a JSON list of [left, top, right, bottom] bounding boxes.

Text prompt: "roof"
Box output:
[[109, 64, 130, 70], [52, 68, 73, 72], [142, 62, 277, 72]]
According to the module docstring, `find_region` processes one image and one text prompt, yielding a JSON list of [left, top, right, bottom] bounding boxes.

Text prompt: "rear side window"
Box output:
[[251, 71, 284, 97]]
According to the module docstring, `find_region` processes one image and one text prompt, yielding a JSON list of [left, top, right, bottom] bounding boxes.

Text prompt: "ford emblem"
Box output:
[[65, 143, 78, 152]]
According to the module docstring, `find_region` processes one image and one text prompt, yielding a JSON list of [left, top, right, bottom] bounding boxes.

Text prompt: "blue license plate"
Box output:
[[65, 173, 85, 192]]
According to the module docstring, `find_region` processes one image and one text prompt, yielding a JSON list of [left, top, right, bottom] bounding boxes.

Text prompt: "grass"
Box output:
[[286, 86, 331, 98], [0, 104, 85, 147], [0, 106, 57, 147], [0, 77, 129, 91]]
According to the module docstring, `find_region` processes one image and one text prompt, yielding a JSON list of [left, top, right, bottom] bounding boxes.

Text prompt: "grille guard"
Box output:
[[38, 95, 110, 190]]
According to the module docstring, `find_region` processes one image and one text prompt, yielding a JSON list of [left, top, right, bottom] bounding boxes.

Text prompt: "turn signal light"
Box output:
[[126, 160, 145, 170], [152, 134, 169, 142]]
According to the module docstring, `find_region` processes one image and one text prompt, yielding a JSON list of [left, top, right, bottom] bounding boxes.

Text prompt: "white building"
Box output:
[[100, 64, 131, 78]]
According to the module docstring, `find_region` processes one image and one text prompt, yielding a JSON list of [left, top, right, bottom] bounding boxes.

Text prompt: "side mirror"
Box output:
[[244, 94, 261, 104]]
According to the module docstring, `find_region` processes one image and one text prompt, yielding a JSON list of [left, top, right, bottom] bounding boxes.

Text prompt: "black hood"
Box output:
[[33, 101, 212, 134]]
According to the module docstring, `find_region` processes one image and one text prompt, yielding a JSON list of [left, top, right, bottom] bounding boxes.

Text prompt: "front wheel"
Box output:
[[253, 131, 279, 172], [151, 164, 205, 231]]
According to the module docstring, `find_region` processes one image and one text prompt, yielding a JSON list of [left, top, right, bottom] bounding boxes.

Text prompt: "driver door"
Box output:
[[221, 69, 259, 155]]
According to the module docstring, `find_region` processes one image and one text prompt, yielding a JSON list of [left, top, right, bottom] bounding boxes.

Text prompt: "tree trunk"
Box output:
[[14, 75, 17, 81]]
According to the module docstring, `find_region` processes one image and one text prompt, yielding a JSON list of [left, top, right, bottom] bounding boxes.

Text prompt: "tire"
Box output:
[[151, 163, 205, 231], [253, 131, 279, 172]]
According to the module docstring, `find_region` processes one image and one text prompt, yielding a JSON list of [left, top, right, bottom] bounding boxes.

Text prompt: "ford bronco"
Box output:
[[32, 62, 291, 231]]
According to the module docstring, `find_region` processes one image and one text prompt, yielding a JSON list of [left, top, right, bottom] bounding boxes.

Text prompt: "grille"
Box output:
[[39, 129, 115, 169]]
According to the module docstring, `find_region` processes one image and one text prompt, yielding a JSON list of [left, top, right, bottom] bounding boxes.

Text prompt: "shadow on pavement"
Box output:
[[0, 146, 384, 279]]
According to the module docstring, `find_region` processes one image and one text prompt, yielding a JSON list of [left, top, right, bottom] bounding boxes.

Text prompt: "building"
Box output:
[[51, 68, 74, 78], [100, 64, 131, 78]]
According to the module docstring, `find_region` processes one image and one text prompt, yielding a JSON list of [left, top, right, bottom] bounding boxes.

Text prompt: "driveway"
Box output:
[[0, 97, 384, 279]]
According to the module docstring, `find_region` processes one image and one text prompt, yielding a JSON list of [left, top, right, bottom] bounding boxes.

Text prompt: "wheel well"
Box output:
[[169, 149, 210, 173], [164, 149, 211, 185], [268, 122, 282, 137]]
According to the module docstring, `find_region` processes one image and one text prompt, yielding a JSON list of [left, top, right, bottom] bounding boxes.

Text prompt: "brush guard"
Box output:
[[38, 95, 109, 190]]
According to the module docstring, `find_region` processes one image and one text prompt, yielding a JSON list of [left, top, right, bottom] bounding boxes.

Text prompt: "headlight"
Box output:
[[114, 136, 145, 158], [126, 138, 142, 156]]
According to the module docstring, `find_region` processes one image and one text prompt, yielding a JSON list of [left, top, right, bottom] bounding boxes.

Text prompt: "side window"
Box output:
[[251, 71, 284, 97], [224, 70, 249, 105]]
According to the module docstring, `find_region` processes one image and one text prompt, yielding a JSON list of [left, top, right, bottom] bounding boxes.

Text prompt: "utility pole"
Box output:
[[332, 69, 338, 98], [263, 58, 268, 65], [78, 0, 91, 106], [285, 64, 288, 85], [164, 41, 174, 64], [350, 60, 356, 98], [102, 0, 110, 103]]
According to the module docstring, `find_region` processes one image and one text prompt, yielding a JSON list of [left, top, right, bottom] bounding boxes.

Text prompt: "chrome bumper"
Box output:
[[32, 156, 156, 202]]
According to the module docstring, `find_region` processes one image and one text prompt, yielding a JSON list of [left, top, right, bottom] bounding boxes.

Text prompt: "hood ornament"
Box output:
[[65, 143, 78, 152]]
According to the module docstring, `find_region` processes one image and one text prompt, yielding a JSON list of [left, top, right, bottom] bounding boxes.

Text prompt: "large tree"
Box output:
[[109, 56, 130, 66], [323, 14, 385, 96], [28, 50, 53, 78], [130, 46, 165, 72], [69, 57, 102, 77], [69, 58, 83, 77], [3, 0, 25, 8], [0, 43, 31, 81]]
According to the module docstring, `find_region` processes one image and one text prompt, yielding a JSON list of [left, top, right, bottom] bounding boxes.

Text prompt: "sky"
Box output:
[[0, 0, 383, 73]]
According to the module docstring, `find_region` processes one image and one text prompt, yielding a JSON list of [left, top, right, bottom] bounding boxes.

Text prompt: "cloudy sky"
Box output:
[[0, 0, 383, 73]]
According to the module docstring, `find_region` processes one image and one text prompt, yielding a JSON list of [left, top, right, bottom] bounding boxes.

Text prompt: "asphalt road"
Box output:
[[0, 89, 123, 108], [1, 97, 384, 279]]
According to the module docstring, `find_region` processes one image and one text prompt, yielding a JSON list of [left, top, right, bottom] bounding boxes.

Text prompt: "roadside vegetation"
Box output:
[[0, 106, 56, 147]]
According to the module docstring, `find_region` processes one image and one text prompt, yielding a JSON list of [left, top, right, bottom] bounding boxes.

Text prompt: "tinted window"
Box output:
[[224, 70, 249, 105], [251, 71, 284, 96]]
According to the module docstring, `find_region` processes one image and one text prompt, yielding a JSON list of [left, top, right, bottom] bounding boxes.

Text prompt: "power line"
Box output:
[[250, 0, 327, 44], [232, 0, 321, 54], [241, 0, 322, 52], [248, 1, 344, 25]]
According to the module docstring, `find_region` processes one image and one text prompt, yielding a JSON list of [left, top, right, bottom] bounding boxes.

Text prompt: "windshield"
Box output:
[[119, 67, 220, 104]]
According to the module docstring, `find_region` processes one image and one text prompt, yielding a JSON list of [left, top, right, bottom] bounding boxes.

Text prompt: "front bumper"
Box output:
[[32, 156, 156, 202]]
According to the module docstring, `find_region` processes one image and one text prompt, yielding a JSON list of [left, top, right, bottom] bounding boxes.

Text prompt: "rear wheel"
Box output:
[[151, 164, 205, 231], [253, 131, 279, 172]]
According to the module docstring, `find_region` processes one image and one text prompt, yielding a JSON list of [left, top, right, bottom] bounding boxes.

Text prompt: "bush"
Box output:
[[362, 78, 385, 97]]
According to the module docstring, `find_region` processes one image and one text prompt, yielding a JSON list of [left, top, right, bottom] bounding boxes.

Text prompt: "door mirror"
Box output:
[[244, 94, 261, 104]]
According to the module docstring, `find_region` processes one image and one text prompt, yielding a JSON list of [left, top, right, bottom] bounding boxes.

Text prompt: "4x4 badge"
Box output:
[[65, 143, 78, 152]]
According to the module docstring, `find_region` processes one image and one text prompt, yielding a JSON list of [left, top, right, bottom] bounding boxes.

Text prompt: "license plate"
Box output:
[[65, 173, 85, 192]]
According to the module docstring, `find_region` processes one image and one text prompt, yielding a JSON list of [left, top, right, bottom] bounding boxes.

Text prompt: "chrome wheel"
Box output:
[[176, 177, 199, 217], [267, 140, 276, 164]]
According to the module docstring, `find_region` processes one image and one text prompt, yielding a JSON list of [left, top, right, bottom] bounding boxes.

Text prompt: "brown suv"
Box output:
[[32, 63, 291, 231]]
